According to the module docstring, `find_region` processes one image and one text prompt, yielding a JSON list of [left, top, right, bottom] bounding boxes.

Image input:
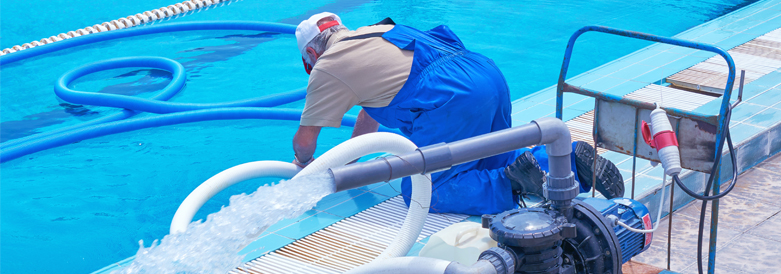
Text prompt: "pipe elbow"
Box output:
[[533, 117, 572, 157]]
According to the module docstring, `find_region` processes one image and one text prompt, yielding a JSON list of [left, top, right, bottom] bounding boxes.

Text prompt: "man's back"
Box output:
[[293, 15, 517, 214], [301, 25, 414, 128]]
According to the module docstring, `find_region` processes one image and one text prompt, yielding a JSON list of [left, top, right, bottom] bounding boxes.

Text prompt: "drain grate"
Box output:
[[232, 196, 468, 274]]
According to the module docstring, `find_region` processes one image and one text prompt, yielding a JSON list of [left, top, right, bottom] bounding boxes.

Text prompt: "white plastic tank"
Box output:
[[418, 222, 497, 265]]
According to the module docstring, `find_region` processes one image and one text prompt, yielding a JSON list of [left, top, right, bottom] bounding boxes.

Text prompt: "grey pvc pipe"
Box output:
[[330, 151, 426, 192], [331, 121, 546, 192], [547, 155, 572, 181], [534, 117, 577, 217], [446, 122, 542, 167], [331, 117, 576, 194]]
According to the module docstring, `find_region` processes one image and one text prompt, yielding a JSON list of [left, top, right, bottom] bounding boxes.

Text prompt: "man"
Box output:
[[292, 12, 623, 215]]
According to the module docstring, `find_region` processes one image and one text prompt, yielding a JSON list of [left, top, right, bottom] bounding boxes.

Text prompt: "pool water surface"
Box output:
[[0, 0, 758, 272]]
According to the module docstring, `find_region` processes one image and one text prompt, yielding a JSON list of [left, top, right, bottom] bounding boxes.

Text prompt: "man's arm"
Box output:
[[351, 109, 380, 138], [344, 109, 380, 165], [293, 125, 322, 166]]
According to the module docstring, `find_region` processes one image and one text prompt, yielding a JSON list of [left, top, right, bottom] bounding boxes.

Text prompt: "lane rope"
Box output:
[[0, 0, 243, 56]]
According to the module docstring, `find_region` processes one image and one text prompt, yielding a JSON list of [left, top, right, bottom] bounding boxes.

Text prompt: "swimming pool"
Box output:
[[0, 0, 758, 272]]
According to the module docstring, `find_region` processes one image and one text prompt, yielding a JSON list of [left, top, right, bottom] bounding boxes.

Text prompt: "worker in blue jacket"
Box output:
[[291, 12, 624, 215]]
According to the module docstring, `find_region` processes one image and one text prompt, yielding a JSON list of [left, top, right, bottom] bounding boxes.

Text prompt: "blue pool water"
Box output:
[[0, 0, 758, 273]]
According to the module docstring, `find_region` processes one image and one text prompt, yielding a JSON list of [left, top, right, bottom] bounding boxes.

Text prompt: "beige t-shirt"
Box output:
[[300, 25, 414, 127]]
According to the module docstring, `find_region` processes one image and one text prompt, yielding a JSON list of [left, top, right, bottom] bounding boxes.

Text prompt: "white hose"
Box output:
[[169, 160, 301, 234], [0, 0, 241, 56], [294, 132, 432, 261], [617, 174, 666, 233], [170, 132, 430, 263], [347, 257, 451, 274]]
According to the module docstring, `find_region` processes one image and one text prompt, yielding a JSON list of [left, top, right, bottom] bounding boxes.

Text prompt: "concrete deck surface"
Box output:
[[630, 152, 781, 273]]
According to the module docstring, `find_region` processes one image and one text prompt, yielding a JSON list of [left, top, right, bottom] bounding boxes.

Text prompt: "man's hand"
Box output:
[[293, 125, 322, 168], [293, 155, 315, 168]]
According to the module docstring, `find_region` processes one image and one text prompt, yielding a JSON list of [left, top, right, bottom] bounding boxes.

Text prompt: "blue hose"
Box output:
[[0, 87, 307, 151], [55, 57, 187, 113], [1, 108, 330, 163], [1, 56, 306, 161], [2, 21, 302, 150], [0, 21, 401, 163], [0, 21, 296, 65], [1, 56, 306, 150], [0, 108, 395, 163], [54, 57, 308, 114]]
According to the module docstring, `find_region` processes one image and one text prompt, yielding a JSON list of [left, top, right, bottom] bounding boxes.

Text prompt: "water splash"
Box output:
[[113, 172, 335, 274]]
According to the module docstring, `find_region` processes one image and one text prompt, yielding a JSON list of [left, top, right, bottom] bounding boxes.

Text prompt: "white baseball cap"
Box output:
[[296, 12, 342, 55]]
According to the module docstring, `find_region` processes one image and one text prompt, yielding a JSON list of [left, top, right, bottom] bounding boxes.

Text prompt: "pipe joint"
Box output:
[[330, 150, 426, 193], [533, 117, 572, 157], [444, 260, 499, 274], [477, 247, 517, 274], [417, 142, 453, 174], [543, 172, 579, 201], [386, 151, 427, 180]]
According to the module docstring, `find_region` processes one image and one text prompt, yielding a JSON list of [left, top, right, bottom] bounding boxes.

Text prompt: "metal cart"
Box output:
[[555, 26, 743, 274]]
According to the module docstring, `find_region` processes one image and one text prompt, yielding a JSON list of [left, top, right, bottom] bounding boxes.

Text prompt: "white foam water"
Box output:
[[113, 172, 335, 274]]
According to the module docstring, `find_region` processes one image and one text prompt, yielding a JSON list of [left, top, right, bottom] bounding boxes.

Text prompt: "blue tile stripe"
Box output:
[[512, 0, 781, 126], [243, 181, 400, 244], [506, 14, 781, 274], [511, 0, 781, 206], [90, 255, 136, 274]]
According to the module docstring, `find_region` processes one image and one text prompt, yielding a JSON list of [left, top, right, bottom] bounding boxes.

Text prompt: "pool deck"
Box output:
[[93, 0, 781, 273], [630, 152, 781, 274]]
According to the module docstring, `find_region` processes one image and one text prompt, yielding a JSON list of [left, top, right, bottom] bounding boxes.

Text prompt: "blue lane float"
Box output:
[[0, 21, 297, 65]]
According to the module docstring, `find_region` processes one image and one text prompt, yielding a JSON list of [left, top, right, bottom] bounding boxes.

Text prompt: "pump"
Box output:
[[480, 197, 653, 274]]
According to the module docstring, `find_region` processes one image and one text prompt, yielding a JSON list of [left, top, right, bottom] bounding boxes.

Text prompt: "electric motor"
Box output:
[[562, 198, 653, 273], [579, 197, 653, 264]]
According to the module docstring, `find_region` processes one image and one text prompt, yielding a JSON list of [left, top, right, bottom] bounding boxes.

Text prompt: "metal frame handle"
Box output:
[[555, 25, 738, 274]]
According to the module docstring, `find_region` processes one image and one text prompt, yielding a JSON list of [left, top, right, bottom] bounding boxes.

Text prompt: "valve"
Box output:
[[641, 105, 681, 176]]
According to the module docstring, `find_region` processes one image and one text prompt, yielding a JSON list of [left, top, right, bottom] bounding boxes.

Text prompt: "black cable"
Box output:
[[666, 105, 738, 274], [692, 72, 745, 274], [690, 125, 735, 274], [671, 108, 738, 201]]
